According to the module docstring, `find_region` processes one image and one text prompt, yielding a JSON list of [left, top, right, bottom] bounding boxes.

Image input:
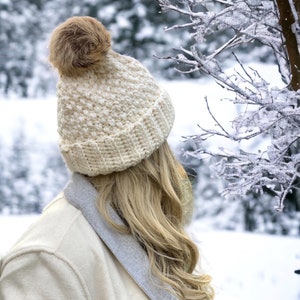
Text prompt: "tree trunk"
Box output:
[[276, 0, 300, 91], [292, 0, 300, 18], [276, 0, 300, 213]]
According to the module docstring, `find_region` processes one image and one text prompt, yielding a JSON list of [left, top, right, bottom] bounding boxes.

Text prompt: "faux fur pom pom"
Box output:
[[49, 16, 111, 77]]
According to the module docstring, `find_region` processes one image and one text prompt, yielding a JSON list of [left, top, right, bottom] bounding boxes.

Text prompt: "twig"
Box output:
[[204, 96, 231, 137]]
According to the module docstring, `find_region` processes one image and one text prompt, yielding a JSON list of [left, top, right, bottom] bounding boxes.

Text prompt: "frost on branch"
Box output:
[[159, 0, 300, 210]]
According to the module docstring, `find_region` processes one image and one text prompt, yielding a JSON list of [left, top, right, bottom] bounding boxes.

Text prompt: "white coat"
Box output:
[[0, 174, 177, 300]]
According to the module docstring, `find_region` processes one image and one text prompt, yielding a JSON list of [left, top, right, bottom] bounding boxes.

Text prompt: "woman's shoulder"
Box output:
[[2, 193, 102, 263], [1, 193, 150, 300]]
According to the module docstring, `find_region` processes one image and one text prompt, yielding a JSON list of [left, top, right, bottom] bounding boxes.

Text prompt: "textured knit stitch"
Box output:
[[57, 50, 175, 175]]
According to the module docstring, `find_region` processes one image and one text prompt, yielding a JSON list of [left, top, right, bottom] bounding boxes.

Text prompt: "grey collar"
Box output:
[[64, 173, 177, 300]]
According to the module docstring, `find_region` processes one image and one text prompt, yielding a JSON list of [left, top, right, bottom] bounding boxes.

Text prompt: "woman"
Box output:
[[0, 16, 214, 300]]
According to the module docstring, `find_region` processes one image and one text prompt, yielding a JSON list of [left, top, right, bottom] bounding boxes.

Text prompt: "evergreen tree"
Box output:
[[6, 128, 32, 213], [0, 0, 45, 97], [0, 139, 9, 213], [95, 0, 189, 76], [39, 144, 69, 207]]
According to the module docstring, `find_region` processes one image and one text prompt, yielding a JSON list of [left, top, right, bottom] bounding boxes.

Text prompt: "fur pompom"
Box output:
[[49, 16, 111, 77]]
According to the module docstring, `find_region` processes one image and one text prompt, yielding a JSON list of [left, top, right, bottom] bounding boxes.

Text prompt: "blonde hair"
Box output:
[[90, 142, 214, 300]]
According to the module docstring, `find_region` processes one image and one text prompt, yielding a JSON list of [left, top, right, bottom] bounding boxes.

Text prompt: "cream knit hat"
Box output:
[[49, 16, 174, 176]]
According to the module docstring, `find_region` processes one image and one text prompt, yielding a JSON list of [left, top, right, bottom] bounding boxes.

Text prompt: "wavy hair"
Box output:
[[89, 141, 214, 300]]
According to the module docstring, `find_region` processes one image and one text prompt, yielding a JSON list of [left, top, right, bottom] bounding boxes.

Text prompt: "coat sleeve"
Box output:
[[0, 250, 90, 300]]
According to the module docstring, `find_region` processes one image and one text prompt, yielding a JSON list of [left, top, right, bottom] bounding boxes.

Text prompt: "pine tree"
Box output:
[[0, 0, 45, 97]]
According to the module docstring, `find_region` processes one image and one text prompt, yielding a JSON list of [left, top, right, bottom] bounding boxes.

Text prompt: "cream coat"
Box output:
[[0, 174, 177, 300]]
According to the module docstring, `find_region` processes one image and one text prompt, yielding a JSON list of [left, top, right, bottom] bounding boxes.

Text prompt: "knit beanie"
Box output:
[[49, 16, 175, 176]]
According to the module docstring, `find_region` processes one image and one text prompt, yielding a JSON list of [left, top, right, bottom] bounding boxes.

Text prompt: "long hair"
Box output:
[[90, 141, 214, 300]]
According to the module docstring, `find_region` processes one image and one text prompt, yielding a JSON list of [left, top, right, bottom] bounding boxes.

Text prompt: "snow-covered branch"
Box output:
[[159, 0, 300, 209]]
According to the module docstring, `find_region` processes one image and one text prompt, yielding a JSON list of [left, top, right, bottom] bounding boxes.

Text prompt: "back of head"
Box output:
[[48, 16, 175, 176]]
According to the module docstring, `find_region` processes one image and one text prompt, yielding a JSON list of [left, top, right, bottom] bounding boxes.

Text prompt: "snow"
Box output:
[[0, 98, 57, 146], [188, 225, 300, 300], [1, 215, 299, 300]]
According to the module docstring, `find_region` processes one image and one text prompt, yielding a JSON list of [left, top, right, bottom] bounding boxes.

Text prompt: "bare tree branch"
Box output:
[[159, 0, 300, 208]]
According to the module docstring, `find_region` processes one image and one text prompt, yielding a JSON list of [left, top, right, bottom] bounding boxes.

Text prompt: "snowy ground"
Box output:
[[1, 215, 300, 300], [1, 64, 300, 299]]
